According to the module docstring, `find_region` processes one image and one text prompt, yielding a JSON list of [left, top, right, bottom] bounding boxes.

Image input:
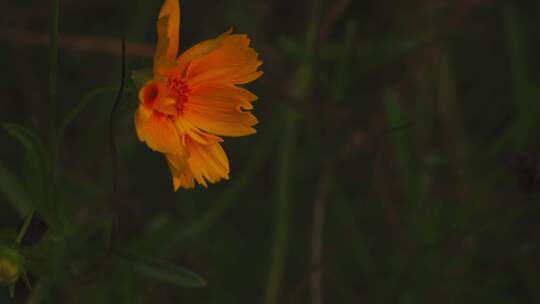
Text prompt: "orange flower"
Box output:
[[134, 0, 262, 190]]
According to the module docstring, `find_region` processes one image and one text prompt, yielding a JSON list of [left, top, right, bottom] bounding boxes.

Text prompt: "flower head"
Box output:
[[0, 245, 31, 298], [0, 246, 23, 285], [134, 0, 262, 190]]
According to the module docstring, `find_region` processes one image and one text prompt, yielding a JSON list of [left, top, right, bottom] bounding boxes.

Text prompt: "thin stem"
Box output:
[[309, 167, 333, 304], [48, 0, 60, 139], [48, 0, 60, 224], [108, 36, 126, 251], [265, 109, 300, 304], [383, 91, 418, 203], [265, 0, 320, 302], [14, 208, 36, 246], [109, 37, 126, 204]]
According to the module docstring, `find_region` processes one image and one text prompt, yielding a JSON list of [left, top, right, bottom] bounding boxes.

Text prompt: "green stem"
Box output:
[[265, 109, 300, 304], [49, 0, 60, 139], [494, 3, 537, 153], [383, 91, 418, 203], [14, 208, 36, 246], [48, 0, 61, 224], [265, 0, 320, 302], [332, 19, 357, 102]]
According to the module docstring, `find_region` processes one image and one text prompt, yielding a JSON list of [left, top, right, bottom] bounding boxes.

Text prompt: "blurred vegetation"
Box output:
[[1, 0, 540, 303]]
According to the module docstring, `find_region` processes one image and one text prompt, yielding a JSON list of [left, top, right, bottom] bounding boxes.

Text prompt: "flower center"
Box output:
[[167, 76, 191, 114]]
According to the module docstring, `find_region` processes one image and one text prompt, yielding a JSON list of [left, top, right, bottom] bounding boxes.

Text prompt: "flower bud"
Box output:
[[0, 247, 22, 285]]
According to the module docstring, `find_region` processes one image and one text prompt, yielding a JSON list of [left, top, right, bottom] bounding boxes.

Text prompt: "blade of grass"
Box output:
[[310, 18, 357, 304], [3, 123, 49, 174], [114, 249, 206, 288], [0, 163, 31, 217], [58, 86, 117, 140], [265, 0, 320, 301], [414, 69, 435, 207], [265, 108, 300, 304], [383, 90, 418, 203], [434, 48, 471, 200], [14, 209, 35, 246], [3, 123, 49, 214], [495, 3, 538, 152]]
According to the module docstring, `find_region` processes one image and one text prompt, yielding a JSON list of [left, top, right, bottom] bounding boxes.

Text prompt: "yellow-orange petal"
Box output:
[[154, 14, 179, 76], [185, 136, 230, 187], [183, 107, 258, 137], [165, 152, 191, 191], [190, 82, 258, 111], [174, 168, 196, 190], [165, 152, 188, 174], [159, 0, 180, 61], [164, 133, 228, 190], [185, 34, 262, 86], [176, 29, 232, 76], [154, 97, 177, 115], [134, 105, 152, 141], [174, 117, 223, 145], [182, 83, 258, 137], [135, 111, 182, 154], [171, 165, 196, 190]]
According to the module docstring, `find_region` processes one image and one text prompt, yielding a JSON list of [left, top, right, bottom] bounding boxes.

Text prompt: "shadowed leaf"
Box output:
[[0, 163, 31, 217], [115, 249, 206, 288]]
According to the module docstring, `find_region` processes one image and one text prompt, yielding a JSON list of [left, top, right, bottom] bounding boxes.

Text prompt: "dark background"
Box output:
[[1, 0, 540, 303]]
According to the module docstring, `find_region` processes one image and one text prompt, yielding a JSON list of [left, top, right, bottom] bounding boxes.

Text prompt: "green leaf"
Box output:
[[131, 68, 152, 90], [0, 163, 31, 217], [58, 86, 117, 139], [2, 123, 49, 213], [3, 124, 48, 167], [115, 249, 206, 288]]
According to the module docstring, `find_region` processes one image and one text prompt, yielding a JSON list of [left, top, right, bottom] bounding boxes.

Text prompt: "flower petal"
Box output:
[[184, 108, 257, 137], [165, 152, 191, 191], [186, 136, 230, 187], [190, 82, 258, 111], [183, 83, 258, 137], [154, 97, 177, 116], [139, 80, 168, 109], [174, 117, 223, 145], [185, 34, 262, 86], [159, 0, 180, 61], [135, 111, 182, 154], [172, 167, 195, 190], [176, 29, 232, 76], [164, 134, 229, 190], [134, 105, 152, 141], [154, 0, 181, 76]]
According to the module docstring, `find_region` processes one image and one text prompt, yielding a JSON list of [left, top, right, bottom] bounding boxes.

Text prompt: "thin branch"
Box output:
[[48, 0, 61, 226], [48, 1, 60, 137], [108, 36, 126, 250], [309, 166, 333, 304], [318, 0, 352, 42], [14, 209, 36, 247], [308, 1, 353, 304]]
